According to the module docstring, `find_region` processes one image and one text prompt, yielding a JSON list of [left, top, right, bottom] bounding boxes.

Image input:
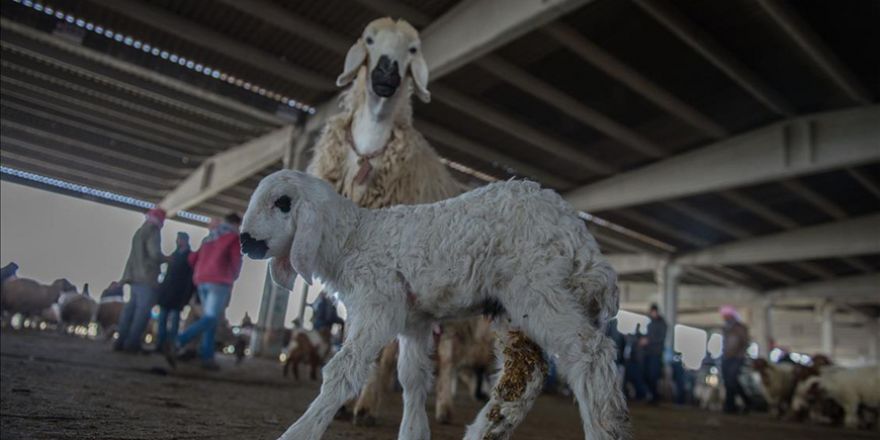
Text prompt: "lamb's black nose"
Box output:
[[240, 232, 268, 259]]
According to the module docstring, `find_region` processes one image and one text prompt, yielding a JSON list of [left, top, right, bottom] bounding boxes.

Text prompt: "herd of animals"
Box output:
[[1, 14, 878, 440]]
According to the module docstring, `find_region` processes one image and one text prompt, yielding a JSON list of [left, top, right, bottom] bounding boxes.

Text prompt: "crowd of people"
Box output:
[[607, 302, 755, 414], [113, 207, 244, 371]]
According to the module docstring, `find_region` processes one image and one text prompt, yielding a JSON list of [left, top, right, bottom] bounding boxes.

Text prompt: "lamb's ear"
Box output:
[[337, 39, 367, 87], [290, 201, 321, 285], [269, 256, 295, 290], [410, 51, 430, 103]]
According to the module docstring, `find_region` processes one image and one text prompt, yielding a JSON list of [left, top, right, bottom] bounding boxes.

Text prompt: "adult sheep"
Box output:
[[791, 365, 880, 429], [239, 170, 628, 440], [307, 17, 492, 425], [58, 283, 97, 330], [1, 278, 75, 321]]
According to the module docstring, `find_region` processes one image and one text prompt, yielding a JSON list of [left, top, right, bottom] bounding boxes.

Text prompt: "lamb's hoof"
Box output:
[[353, 409, 376, 427]]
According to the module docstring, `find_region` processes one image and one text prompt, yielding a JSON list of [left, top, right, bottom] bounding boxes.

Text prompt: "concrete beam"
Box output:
[[420, 0, 593, 78], [756, 0, 872, 104], [618, 281, 757, 311], [565, 106, 880, 212], [544, 23, 727, 138], [633, 0, 795, 116], [88, 0, 333, 90], [607, 253, 661, 275], [160, 126, 295, 215], [677, 214, 880, 266], [767, 273, 880, 304]]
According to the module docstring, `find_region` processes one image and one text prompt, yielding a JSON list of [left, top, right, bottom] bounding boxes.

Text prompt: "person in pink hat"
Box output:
[[115, 207, 168, 353], [719, 305, 752, 414]]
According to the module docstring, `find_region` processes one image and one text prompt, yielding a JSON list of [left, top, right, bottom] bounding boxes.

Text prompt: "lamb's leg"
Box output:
[[520, 298, 630, 440], [353, 340, 399, 426], [464, 327, 547, 440], [434, 334, 456, 424], [277, 306, 402, 440], [397, 322, 434, 440]]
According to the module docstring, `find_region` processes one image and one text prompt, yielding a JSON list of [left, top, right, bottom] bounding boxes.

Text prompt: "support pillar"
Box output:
[[868, 318, 879, 364], [656, 261, 682, 352], [750, 299, 773, 356], [820, 301, 835, 357]]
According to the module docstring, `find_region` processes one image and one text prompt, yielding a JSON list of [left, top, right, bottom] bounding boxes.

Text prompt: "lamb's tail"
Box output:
[[572, 257, 620, 330]]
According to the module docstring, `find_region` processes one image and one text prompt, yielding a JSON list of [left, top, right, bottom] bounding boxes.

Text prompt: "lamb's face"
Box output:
[[336, 18, 430, 103], [240, 173, 300, 260]]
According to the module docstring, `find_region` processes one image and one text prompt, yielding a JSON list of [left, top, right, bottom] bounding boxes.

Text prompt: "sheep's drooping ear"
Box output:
[[290, 201, 321, 285], [337, 39, 367, 87], [269, 256, 295, 290], [410, 52, 430, 103]]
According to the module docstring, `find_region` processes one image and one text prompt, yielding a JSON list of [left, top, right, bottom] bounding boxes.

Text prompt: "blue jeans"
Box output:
[[115, 283, 158, 352], [177, 283, 230, 361], [155, 307, 181, 349]]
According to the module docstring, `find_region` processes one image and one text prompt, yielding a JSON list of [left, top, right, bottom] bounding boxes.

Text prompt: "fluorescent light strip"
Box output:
[[11, 0, 316, 113], [0, 166, 211, 223]]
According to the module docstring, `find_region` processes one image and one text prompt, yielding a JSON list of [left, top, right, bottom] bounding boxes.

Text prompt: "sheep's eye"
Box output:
[[365, 36, 374, 45], [274, 195, 291, 213], [409, 47, 417, 54]]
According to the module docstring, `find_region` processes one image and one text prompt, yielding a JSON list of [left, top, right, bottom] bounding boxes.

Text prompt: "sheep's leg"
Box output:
[[277, 305, 403, 440], [519, 297, 630, 440], [353, 340, 399, 426], [397, 321, 434, 440], [464, 327, 547, 440], [434, 334, 456, 424]]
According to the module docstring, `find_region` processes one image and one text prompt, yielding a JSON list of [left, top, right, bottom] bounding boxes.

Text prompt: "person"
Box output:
[[720, 305, 752, 414], [155, 232, 194, 351], [1, 262, 19, 285], [115, 208, 167, 353], [168, 213, 242, 370], [624, 323, 647, 400], [100, 281, 124, 300], [642, 303, 668, 404], [312, 290, 344, 345]]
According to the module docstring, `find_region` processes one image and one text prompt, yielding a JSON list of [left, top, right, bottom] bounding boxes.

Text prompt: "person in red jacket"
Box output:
[[166, 213, 242, 370]]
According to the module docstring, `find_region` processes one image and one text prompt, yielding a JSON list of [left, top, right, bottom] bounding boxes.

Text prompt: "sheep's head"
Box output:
[[241, 170, 336, 288], [337, 17, 430, 103]]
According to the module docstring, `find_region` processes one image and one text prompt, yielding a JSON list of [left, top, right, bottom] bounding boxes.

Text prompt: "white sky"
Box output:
[[0, 180, 271, 324]]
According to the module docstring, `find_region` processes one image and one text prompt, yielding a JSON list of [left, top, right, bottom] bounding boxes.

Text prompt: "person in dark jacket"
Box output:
[[720, 305, 752, 414], [312, 290, 344, 344], [167, 213, 242, 371], [624, 323, 647, 400], [155, 232, 194, 351], [642, 303, 668, 404]]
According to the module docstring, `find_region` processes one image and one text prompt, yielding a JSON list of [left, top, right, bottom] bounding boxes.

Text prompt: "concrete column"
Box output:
[[749, 299, 773, 356], [820, 301, 835, 357], [655, 261, 682, 351], [869, 318, 880, 364]]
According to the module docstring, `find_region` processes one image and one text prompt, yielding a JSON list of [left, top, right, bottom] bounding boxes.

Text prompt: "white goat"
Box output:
[[240, 170, 628, 440], [308, 17, 491, 425]]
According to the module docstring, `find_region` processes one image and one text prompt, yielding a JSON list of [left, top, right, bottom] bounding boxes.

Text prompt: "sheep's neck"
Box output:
[[351, 91, 404, 156]]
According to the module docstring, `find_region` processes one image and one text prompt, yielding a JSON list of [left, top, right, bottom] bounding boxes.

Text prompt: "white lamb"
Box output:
[[240, 170, 628, 440]]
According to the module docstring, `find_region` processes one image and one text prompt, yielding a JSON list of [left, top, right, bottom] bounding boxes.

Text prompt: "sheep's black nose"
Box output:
[[371, 55, 400, 97], [240, 232, 268, 259]]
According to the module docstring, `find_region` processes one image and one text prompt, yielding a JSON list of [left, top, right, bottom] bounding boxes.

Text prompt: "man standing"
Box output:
[[115, 208, 167, 353], [312, 290, 344, 345], [155, 232, 194, 351], [720, 305, 752, 414], [642, 303, 668, 404], [169, 213, 242, 370]]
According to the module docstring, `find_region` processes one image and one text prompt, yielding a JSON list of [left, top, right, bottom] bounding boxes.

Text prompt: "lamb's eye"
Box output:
[[365, 36, 374, 45], [274, 195, 291, 213], [409, 47, 417, 54]]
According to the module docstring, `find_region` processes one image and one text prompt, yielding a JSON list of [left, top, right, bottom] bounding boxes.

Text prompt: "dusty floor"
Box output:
[[1, 330, 874, 440]]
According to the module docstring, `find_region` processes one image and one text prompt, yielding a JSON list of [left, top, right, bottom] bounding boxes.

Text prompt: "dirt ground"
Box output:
[[0, 330, 874, 440]]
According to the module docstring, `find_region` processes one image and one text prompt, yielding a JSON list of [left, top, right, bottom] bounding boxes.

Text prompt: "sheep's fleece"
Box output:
[[241, 170, 628, 440]]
